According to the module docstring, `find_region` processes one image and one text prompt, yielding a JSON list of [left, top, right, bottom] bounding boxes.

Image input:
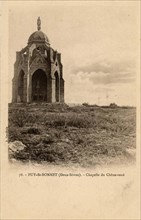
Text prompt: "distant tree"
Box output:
[[109, 103, 118, 108], [82, 102, 89, 107]]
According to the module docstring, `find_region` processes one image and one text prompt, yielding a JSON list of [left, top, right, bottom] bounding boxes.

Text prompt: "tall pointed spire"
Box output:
[[37, 17, 41, 31]]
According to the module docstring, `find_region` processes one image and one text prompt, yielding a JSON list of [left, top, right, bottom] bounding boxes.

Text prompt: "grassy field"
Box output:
[[8, 103, 136, 167]]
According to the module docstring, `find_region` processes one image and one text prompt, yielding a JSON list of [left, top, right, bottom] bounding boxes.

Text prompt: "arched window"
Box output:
[[18, 70, 25, 102], [54, 71, 59, 102]]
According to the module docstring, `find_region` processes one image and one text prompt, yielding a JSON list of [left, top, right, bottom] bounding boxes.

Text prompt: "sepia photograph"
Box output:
[[8, 2, 138, 167], [0, 1, 140, 219]]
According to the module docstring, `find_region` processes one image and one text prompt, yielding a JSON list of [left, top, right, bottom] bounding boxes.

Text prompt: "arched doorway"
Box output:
[[32, 69, 47, 102], [55, 71, 59, 102], [18, 70, 25, 102]]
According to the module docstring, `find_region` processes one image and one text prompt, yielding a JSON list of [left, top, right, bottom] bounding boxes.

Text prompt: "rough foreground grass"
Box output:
[[8, 103, 136, 167]]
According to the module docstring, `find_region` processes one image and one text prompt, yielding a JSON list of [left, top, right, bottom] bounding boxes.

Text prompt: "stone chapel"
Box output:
[[12, 17, 64, 103]]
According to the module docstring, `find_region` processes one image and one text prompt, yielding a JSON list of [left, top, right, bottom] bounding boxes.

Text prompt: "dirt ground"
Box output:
[[8, 103, 136, 167]]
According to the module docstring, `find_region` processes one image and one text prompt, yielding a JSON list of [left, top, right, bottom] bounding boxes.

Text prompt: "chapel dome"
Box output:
[[28, 17, 50, 46], [28, 30, 50, 45]]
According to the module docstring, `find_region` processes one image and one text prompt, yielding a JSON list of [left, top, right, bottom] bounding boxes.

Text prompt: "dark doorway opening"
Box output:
[[18, 70, 25, 102], [32, 69, 47, 102], [55, 71, 59, 102]]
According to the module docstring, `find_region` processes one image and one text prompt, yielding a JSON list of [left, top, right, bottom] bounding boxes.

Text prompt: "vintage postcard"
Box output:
[[0, 1, 140, 219]]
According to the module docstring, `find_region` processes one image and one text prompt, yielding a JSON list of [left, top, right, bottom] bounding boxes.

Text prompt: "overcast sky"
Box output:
[[8, 1, 140, 106]]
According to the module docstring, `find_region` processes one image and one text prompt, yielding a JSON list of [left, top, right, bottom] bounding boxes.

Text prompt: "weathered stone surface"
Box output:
[[9, 141, 27, 156], [125, 148, 136, 158]]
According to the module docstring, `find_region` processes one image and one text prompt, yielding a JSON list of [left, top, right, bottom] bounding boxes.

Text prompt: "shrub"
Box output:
[[8, 126, 21, 142], [76, 137, 84, 144], [45, 114, 94, 129], [82, 102, 89, 107], [45, 115, 66, 127], [29, 143, 65, 162], [42, 135, 55, 144], [14, 151, 30, 161], [21, 127, 40, 135], [109, 103, 118, 108], [67, 115, 90, 128], [9, 109, 39, 127]]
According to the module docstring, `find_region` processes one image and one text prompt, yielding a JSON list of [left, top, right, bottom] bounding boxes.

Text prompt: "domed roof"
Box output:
[[28, 30, 50, 45], [28, 17, 50, 46]]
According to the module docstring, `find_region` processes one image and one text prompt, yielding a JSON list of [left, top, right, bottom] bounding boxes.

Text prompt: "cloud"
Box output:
[[72, 58, 136, 85], [89, 71, 135, 85], [94, 87, 115, 93]]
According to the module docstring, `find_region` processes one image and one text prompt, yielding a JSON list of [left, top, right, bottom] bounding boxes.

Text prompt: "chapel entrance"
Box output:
[[32, 69, 47, 102]]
